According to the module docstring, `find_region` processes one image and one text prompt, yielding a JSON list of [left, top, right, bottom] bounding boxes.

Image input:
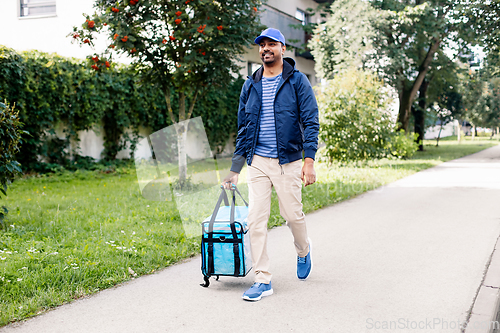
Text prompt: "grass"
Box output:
[[0, 138, 498, 326]]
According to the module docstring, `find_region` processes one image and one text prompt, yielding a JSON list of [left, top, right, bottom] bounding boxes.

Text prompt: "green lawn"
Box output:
[[0, 138, 498, 326]]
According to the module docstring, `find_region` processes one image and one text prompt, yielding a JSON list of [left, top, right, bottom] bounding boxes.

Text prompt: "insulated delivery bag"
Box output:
[[200, 186, 252, 287]]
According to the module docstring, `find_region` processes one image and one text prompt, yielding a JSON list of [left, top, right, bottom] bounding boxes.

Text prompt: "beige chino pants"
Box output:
[[247, 154, 310, 284]]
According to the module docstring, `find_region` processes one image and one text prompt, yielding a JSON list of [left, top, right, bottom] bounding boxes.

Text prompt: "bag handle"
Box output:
[[206, 187, 244, 275], [208, 188, 227, 234], [208, 186, 247, 234], [229, 185, 248, 207]]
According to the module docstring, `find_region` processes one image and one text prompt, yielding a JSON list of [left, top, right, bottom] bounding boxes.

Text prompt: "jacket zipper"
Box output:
[[251, 86, 262, 161], [273, 75, 289, 173]]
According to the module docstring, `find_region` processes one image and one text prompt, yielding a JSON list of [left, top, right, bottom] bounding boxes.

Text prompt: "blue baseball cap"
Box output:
[[254, 28, 286, 45]]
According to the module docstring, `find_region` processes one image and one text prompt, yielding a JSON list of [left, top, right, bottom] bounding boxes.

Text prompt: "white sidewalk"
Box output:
[[2, 145, 500, 333]]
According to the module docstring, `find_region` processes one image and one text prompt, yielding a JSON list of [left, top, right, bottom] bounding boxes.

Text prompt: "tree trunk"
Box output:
[[413, 80, 429, 151], [175, 122, 188, 185], [397, 39, 442, 132], [164, 89, 199, 187], [398, 87, 413, 131], [436, 122, 444, 147]]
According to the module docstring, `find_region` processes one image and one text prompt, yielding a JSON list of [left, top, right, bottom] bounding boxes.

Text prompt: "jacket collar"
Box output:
[[250, 57, 296, 83]]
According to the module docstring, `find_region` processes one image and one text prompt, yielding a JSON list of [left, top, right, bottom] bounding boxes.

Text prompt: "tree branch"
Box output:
[[164, 88, 176, 124], [186, 88, 200, 120], [409, 38, 442, 103], [179, 92, 186, 121]]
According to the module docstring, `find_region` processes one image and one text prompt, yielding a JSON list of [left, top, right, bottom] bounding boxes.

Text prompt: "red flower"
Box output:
[[91, 64, 98, 70], [109, 44, 116, 48], [73, 33, 80, 39], [130, 0, 138, 5], [131, 47, 137, 53], [175, 18, 181, 24], [185, 0, 190, 3], [188, 70, 191, 73], [92, 56, 99, 62], [113, 33, 119, 40], [111, 7, 119, 13], [176, 11, 182, 17], [84, 38, 90, 44], [217, 25, 223, 31], [253, 7, 257, 12], [202, 52, 206, 56], [104, 23, 107, 26], [197, 24, 206, 33], [169, 35, 175, 41], [121, 35, 128, 42], [88, 20, 95, 28], [162, 38, 167, 44]]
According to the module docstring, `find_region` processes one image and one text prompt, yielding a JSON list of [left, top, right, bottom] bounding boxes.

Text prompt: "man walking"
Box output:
[[223, 28, 319, 301]]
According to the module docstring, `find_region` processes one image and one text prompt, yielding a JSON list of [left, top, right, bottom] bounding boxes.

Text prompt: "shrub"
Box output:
[[0, 101, 26, 196], [0, 101, 26, 227], [317, 69, 396, 162], [388, 130, 418, 159]]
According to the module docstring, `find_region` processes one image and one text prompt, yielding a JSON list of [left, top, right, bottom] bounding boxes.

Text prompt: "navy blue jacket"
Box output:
[[230, 57, 319, 173]]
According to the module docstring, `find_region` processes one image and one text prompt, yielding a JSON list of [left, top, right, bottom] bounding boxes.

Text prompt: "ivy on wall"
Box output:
[[0, 46, 243, 172]]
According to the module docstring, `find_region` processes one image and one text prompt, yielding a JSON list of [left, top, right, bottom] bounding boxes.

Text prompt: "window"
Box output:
[[295, 9, 309, 26], [248, 62, 261, 76], [20, 0, 56, 18]]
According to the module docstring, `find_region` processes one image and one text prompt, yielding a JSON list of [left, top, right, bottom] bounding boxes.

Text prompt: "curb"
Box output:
[[464, 236, 500, 333]]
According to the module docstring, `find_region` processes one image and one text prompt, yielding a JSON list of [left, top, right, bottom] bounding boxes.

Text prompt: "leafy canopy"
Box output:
[[71, 0, 263, 122]]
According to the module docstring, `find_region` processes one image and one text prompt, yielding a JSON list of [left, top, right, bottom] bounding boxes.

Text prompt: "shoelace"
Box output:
[[297, 256, 306, 264]]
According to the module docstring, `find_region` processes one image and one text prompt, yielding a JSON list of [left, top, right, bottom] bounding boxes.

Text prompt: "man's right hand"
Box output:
[[222, 171, 239, 189]]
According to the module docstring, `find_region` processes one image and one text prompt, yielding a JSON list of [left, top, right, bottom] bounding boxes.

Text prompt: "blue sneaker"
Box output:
[[242, 282, 273, 301], [297, 240, 312, 280]]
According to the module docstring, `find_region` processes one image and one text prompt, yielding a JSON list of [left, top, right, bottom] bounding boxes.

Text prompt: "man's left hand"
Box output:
[[301, 158, 316, 187]]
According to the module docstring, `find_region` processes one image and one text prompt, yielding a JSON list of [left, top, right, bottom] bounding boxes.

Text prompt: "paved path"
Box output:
[[2, 145, 500, 333]]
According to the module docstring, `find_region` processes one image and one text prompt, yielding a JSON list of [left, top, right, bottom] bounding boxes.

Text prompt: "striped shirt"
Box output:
[[255, 73, 282, 158]]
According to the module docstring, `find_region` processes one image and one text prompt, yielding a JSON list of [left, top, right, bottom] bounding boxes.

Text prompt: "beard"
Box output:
[[261, 52, 278, 64]]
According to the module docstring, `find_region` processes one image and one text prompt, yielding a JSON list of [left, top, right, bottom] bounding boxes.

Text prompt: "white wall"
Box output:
[[0, 0, 111, 59], [424, 121, 458, 140], [267, 0, 323, 23], [237, 46, 318, 87]]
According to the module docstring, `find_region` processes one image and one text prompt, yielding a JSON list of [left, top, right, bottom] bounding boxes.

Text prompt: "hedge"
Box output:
[[0, 46, 243, 172]]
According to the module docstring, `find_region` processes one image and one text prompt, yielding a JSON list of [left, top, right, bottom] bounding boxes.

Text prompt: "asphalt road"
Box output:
[[2, 145, 500, 333]]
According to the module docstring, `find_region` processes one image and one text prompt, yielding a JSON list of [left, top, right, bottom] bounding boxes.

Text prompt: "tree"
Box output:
[[412, 51, 465, 149], [367, 0, 481, 132], [309, 0, 375, 78], [310, 0, 482, 133], [71, 0, 263, 184]]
